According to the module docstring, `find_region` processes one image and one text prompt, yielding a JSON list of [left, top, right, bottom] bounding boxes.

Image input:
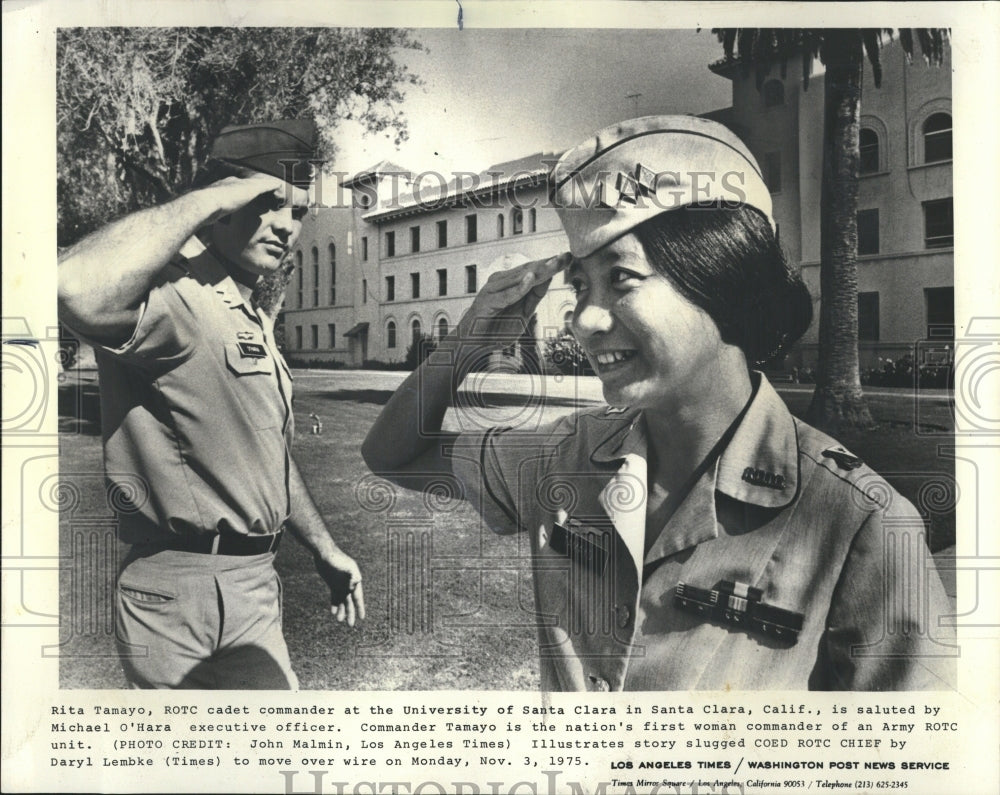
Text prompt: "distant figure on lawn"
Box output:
[[363, 115, 955, 691], [58, 120, 364, 689]]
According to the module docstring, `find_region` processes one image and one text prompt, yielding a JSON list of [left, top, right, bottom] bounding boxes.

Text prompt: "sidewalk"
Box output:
[[291, 367, 954, 402]]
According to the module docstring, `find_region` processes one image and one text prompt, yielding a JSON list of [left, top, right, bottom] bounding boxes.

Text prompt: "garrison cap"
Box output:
[[209, 119, 319, 187], [550, 115, 773, 258]]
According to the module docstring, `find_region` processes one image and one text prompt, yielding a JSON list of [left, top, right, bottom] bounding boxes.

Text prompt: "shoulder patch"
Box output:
[[822, 447, 864, 471]]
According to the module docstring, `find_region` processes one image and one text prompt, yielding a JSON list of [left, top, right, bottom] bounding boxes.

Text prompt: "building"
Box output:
[[707, 36, 953, 369], [281, 154, 579, 366], [283, 36, 952, 372]]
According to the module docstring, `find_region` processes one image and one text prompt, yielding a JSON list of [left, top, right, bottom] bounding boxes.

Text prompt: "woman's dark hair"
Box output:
[[632, 204, 813, 366]]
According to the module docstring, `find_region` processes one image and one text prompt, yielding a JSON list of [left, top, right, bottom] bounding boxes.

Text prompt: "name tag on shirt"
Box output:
[[549, 518, 610, 574], [237, 341, 267, 359]]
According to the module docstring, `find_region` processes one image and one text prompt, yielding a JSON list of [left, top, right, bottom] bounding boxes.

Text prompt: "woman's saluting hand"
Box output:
[[455, 253, 572, 345]]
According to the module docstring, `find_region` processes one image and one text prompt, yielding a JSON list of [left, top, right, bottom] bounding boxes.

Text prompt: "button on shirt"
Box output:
[[92, 238, 294, 541], [451, 375, 955, 691]]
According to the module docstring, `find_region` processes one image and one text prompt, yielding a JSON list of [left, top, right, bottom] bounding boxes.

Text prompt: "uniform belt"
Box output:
[[159, 529, 284, 555]]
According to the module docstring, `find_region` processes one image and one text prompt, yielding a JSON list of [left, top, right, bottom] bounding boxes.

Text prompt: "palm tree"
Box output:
[[711, 29, 948, 430]]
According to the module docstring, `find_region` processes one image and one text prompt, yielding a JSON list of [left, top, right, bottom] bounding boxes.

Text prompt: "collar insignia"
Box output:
[[822, 447, 863, 470], [741, 466, 786, 489]]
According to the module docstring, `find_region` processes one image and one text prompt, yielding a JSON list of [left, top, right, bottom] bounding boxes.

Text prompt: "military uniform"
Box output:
[[452, 374, 955, 691], [94, 237, 298, 688]]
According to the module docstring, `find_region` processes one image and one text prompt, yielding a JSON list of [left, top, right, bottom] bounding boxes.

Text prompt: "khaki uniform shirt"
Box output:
[[453, 375, 955, 691], [92, 238, 294, 542]]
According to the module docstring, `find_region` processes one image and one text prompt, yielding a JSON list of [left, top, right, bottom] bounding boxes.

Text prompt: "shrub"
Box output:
[[543, 333, 595, 376], [284, 357, 348, 370], [859, 353, 952, 390], [404, 332, 438, 369]]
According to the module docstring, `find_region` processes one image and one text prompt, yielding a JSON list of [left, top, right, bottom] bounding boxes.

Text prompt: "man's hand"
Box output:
[[313, 548, 366, 627], [199, 173, 311, 225], [57, 171, 310, 346]]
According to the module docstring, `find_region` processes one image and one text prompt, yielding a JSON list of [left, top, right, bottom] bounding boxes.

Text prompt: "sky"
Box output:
[[329, 28, 733, 179]]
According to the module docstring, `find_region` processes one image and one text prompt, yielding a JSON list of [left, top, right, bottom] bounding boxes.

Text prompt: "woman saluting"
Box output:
[[362, 116, 954, 691]]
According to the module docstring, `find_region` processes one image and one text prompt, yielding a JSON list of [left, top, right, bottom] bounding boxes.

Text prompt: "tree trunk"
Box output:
[[806, 31, 876, 431]]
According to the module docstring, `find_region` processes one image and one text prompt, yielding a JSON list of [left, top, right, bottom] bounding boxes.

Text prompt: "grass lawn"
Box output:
[[56, 372, 954, 689]]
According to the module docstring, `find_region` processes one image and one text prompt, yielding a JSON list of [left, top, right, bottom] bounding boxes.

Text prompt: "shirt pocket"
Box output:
[[224, 343, 282, 430]]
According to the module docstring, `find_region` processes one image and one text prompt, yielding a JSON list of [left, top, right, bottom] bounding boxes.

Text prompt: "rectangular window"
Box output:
[[437, 220, 448, 248], [858, 292, 880, 341], [763, 151, 781, 193], [328, 323, 337, 348], [857, 209, 879, 255], [859, 129, 880, 174], [923, 198, 954, 248], [437, 268, 447, 296], [925, 286, 954, 339], [295, 326, 303, 350], [386, 231, 396, 257], [330, 252, 336, 305], [466, 214, 477, 244], [465, 264, 477, 294], [385, 275, 395, 302], [361, 236, 368, 261], [411, 225, 420, 253], [310, 325, 319, 349], [411, 272, 420, 299], [362, 278, 368, 304]]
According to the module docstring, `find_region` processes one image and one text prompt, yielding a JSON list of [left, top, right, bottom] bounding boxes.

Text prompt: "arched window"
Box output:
[[411, 318, 422, 345], [496, 213, 504, 238], [294, 250, 303, 307], [512, 207, 523, 235], [563, 310, 574, 334], [311, 246, 319, 307], [859, 128, 880, 175], [386, 321, 397, 349], [923, 112, 952, 163], [328, 243, 336, 304], [529, 207, 537, 233], [763, 79, 784, 108], [437, 317, 449, 339]]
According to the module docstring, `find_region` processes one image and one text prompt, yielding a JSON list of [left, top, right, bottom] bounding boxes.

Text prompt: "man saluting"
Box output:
[[58, 120, 364, 689]]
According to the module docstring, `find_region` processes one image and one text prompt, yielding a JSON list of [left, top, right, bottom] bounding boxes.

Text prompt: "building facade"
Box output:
[[283, 36, 952, 372], [708, 37, 953, 368], [281, 155, 579, 366]]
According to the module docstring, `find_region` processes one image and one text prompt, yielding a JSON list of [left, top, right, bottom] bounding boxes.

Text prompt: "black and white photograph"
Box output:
[[3, 2, 998, 793]]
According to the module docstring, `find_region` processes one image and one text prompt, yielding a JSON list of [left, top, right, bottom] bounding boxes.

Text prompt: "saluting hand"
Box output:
[[200, 173, 311, 224], [455, 253, 572, 344]]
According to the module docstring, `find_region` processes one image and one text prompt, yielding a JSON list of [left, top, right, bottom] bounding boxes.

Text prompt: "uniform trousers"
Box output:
[[115, 546, 298, 689]]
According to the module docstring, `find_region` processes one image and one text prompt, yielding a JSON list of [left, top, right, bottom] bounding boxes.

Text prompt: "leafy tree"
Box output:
[[711, 29, 948, 429], [57, 28, 424, 313]]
